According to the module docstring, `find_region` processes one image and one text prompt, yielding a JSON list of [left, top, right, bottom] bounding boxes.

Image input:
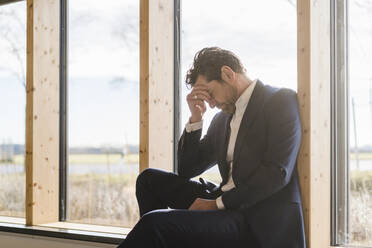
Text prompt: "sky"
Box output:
[[180, 0, 298, 134], [0, 0, 372, 148]]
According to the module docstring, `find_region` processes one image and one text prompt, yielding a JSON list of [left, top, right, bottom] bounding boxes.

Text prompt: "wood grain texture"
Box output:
[[25, 0, 35, 226], [297, 0, 311, 245], [26, 0, 60, 225], [297, 0, 331, 247], [140, 0, 174, 172], [148, 0, 174, 171], [309, 0, 331, 246], [139, 0, 149, 172]]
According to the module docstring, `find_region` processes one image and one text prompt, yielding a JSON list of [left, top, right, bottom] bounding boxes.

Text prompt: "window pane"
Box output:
[[67, 0, 139, 227], [0, 1, 26, 218], [349, 0, 372, 245], [180, 0, 297, 183]]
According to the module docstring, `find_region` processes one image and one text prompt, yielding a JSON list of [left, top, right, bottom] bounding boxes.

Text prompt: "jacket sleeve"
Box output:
[[177, 115, 219, 179], [221, 90, 302, 209]]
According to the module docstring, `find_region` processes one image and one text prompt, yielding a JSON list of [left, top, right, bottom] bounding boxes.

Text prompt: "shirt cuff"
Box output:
[[185, 119, 203, 133], [216, 196, 225, 210]]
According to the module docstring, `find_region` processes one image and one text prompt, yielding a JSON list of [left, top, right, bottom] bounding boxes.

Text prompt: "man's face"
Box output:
[[194, 75, 238, 114]]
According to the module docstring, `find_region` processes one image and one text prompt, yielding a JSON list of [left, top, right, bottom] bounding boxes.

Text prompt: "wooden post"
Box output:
[[26, 0, 60, 225], [139, 0, 149, 173], [297, 0, 331, 247], [140, 0, 174, 173]]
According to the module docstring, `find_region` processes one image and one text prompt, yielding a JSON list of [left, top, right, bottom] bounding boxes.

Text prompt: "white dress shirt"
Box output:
[[185, 80, 257, 209]]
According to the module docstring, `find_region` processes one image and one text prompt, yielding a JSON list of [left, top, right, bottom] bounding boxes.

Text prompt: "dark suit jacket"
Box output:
[[177, 80, 306, 248]]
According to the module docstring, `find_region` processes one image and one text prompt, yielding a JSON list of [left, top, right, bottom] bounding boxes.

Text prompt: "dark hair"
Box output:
[[185, 47, 246, 88]]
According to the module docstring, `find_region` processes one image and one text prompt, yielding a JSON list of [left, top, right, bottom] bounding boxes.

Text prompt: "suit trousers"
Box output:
[[117, 168, 260, 248]]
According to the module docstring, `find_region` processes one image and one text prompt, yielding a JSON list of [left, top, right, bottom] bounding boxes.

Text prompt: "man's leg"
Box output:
[[135, 168, 216, 217], [118, 209, 259, 248]]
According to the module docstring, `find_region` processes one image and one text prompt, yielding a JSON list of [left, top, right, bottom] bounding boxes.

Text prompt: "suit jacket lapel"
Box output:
[[218, 112, 233, 182], [221, 113, 233, 161], [233, 80, 265, 164]]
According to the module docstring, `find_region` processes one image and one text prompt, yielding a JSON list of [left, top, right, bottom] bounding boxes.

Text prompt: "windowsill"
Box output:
[[0, 216, 128, 244], [331, 246, 372, 248]]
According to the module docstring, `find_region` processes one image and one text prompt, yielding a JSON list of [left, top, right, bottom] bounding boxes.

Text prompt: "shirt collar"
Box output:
[[234, 79, 257, 115]]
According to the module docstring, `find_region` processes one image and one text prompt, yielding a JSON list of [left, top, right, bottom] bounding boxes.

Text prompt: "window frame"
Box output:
[[1, 0, 354, 246], [0, 0, 177, 243], [59, 0, 67, 222], [331, 0, 372, 246], [0, 0, 121, 244], [331, 0, 350, 245], [173, 0, 181, 173]]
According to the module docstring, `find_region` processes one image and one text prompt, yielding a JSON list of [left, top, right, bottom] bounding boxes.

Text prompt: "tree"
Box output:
[[0, 5, 26, 89]]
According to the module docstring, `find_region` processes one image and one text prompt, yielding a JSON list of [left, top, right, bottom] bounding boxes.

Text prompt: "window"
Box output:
[[180, 0, 297, 183], [0, 0, 26, 218], [347, 0, 372, 245], [66, 0, 139, 227], [332, 0, 372, 246]]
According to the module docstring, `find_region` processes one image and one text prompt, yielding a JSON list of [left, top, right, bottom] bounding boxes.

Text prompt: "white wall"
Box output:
[[0, 232, 117, 248]]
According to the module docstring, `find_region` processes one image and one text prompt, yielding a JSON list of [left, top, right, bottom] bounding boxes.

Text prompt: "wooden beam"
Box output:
[[25, 0, 34, 225], [139, 0, 149, 173], [140, 0, 174, 172], [26, 0, 60, 225], [297, 0, 311, 245], [297, 0, 331, 247]]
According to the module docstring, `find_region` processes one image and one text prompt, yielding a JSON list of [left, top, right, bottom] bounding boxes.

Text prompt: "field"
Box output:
[[350, 153, 372, 160], [67, 173, 139, 227], [7, 153, 139, 165], [0, 171, 140, 227]]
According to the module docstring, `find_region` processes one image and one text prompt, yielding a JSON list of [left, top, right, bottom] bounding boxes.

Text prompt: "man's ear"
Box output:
[[221, 66, 235, 83]]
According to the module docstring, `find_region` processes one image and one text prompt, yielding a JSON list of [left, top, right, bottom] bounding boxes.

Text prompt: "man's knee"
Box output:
[[138, 209, 169, 230], [136, 168, 172, 187], [123, 210, 168, 247], [136, 168, 159, 188]]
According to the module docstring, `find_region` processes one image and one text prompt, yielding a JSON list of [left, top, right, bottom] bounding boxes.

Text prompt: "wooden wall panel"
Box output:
[[25, 0, 34, 225], [140, 0, 174, 172], [139, 0, 149, 172], [309, 0, 331, 247], [297, 0, 311, 244], [26, 0, 60, 225], [297, 0, 331, 247]]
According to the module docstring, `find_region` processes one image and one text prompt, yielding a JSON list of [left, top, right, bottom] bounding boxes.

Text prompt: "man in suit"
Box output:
[[118, 47, 306, 248]]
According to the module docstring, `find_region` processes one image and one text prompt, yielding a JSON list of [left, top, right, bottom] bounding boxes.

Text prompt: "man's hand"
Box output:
[[187, 85, 213, 123], [188, 198, 218, 211]]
